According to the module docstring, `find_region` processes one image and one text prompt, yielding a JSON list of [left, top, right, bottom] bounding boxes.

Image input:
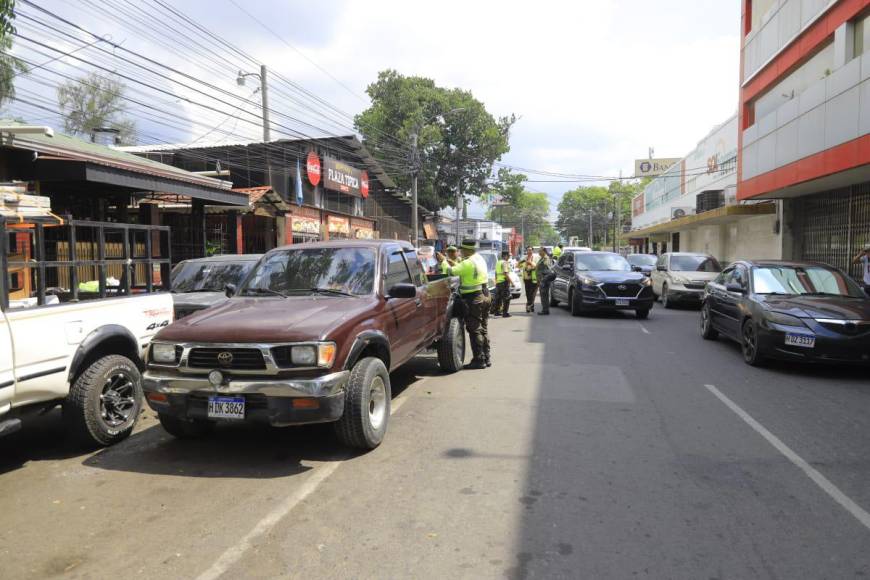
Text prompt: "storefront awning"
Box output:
[[625, 202, 776, 239]]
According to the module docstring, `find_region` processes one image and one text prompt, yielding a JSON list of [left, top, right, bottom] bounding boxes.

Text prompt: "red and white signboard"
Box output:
[[306, 151, 321, 186], [360, 171, 369, 198]]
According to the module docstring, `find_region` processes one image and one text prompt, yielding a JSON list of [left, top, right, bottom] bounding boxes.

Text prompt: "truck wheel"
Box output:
[[158, 413, 214, 439], [437, 317, 465, 373], [334, 357, 391, 450], [570, 289, 583, 317], [63, 354, 142, 447]]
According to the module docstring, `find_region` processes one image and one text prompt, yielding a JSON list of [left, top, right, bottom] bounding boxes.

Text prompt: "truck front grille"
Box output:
[[188, 348, 266, 370]]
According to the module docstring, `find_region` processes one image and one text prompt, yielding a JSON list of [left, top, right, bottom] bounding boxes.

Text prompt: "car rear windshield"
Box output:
[[627, 254, 656, 266], [752, 266, 865, 297], [241, 247, 376, 296], [575, 254, 630, 271], [670, 255, 721, 272], [171, 260, 258, 293]]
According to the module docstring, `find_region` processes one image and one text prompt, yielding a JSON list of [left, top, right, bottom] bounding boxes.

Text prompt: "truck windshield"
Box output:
[[171, 260, 257, 293], [241, 247, 376, 297]]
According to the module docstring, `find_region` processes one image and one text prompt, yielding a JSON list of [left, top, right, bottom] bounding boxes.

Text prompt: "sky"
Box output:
[[7, 0, 742, 219]]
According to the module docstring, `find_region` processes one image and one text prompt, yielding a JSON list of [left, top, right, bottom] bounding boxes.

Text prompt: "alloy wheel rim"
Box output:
[[100, 372, 136, 428], [743, 324, 756, 359], [368, 376, 387, 431]]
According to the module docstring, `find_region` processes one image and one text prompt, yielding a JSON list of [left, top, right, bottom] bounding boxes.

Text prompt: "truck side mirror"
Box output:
[[225, 283, 237, 298], [387, 283, 416, 299]]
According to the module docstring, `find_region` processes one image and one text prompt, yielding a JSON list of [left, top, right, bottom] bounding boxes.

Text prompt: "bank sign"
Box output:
[[324, 157, 370, 198], [634, 158, 680, 178]]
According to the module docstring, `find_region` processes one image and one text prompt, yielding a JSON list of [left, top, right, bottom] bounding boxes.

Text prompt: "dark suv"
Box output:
[[551, 251, 655, 318]]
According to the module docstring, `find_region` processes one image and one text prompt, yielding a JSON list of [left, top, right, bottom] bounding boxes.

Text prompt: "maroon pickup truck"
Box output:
[[142, 240, 464, 449]]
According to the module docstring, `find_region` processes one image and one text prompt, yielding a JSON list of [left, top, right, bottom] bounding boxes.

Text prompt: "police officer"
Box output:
[[552, 243, 564, 259], [439, 245, 460, 275], [438, 239, 491, 369], [536, 246, 554, 315], [493, 250, 512, 318]]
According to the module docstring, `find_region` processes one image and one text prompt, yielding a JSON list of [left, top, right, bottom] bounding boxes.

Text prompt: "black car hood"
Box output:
[[579, 271, 647, 283], [760, 295, 870, 320]]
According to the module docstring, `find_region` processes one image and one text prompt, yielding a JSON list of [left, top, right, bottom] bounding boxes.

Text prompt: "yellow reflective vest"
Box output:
[[450, 253, 489, 294], [496, 259, 510, 283]]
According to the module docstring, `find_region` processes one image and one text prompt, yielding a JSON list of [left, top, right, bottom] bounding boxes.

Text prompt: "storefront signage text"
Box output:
[[324, 157, 367, 198]]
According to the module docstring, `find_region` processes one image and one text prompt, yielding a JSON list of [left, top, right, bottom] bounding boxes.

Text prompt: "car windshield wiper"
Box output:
[[240, 287, 287, 298], [801, 292, 851, 297], [309, 287, 356, 297]]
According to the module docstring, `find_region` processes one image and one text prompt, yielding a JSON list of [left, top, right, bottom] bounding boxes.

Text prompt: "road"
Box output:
[[2, 302, 870, 579]]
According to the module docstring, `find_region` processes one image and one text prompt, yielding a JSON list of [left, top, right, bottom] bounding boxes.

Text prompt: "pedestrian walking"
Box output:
[[536, 246, 555, 315], [438, 239, 491, 369], [852, 244, 870, 295], [493, 250, 513, 318], [520, 246, 539, 313]]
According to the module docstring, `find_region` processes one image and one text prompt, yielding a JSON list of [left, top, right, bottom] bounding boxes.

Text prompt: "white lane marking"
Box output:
[[704, 384, 870, 531], [197, 375, 425, 580], [639, 323, 651, 335]]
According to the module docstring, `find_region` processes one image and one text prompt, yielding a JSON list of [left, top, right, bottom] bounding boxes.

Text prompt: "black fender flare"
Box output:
[[68, 325, 141, 383], [344, 330, 391, 371]]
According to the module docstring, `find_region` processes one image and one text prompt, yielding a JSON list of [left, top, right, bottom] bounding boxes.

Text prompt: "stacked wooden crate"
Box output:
[[0, 183, 53, 219]]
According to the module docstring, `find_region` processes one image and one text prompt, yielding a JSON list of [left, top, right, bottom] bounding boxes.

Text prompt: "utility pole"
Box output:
[[260, 64, 270, 142], [588, 209, 592, 247], [410, 132, 419, 244], [454, 181, 462, 243]]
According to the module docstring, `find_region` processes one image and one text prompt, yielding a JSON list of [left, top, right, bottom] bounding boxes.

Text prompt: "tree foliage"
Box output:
[[556, 180, 645, 249], [57, 72, 137, 144], [486, 168, 557, 247], [0, 0, 26, 108], [355, 69, 515, 211]]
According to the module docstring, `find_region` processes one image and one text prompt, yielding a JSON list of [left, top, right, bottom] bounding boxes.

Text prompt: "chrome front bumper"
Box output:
[[143, 369, 350, 399]]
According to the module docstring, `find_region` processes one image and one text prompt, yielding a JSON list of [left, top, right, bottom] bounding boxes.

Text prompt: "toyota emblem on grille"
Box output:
[[217, 351, 234, 366], [618, 284, 627, 290]]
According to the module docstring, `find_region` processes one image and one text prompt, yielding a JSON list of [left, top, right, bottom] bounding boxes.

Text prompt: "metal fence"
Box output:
[[795, 183, 870, 279]]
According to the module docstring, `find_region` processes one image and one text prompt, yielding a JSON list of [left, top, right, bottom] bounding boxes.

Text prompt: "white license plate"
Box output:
[[785, 333, 815, 348], [614, 299, 630, 306], [207, 396, 245, 420]]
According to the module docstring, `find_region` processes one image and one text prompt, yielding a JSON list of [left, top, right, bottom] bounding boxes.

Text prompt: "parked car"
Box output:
[[0, 217, 174, 445], [143, 240, 465, 450], [170, 254, 262, 319], [551, 251, 654, 318], [563, 246, 593, 253], [651, 252, 722, 308], [701, 260, 870, 366], [626, 254, 657, 276]]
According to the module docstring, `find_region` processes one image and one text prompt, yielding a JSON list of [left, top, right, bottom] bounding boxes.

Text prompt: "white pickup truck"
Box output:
[[0, 216, 174, 446]]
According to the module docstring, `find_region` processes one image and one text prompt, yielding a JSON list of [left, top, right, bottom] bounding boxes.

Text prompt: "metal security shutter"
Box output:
[[795, 183, 870, 279]]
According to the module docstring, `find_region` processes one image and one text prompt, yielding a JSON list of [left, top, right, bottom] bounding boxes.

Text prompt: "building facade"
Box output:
[[629, 114, 782, 263], [738, 0, 870, 277]]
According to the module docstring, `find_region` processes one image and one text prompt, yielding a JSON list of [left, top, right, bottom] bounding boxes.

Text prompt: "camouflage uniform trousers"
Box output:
[[462, 291, 491, 363]]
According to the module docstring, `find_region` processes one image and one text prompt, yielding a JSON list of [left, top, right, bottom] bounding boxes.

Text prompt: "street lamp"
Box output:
[[237, 64, 270, 142], [409, 107, 465, 245]]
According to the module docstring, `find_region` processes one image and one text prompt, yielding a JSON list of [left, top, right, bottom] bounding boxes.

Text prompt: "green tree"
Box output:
[[57, 72, 136, 144], [0, 0, 26, 107], [486, 169, 554, 247], [355, 69, 515, 211], [557, 179, 648, 250]]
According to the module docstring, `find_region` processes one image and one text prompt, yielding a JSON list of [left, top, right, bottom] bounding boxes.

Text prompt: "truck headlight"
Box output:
[[151, 343, 179, 364], [291, 343, 336, 368]]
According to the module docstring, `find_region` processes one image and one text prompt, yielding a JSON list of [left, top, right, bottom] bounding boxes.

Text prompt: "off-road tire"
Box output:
[[158, 413, 215, 439], [635, 308, 650, 320], [334, 357, 391, 450], [437, 317, 465, 373], [63, 354, 142, 447], [700, 302, 719, 340]]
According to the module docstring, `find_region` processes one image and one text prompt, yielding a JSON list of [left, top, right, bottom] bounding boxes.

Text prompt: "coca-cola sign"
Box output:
[[306, 151, 321, 186]]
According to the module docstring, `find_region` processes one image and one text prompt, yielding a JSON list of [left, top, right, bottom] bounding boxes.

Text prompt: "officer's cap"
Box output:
[[460, 239, 477, 250]]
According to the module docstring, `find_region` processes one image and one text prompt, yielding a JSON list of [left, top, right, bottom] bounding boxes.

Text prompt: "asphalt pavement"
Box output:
[[2, 300, 870, 579]]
